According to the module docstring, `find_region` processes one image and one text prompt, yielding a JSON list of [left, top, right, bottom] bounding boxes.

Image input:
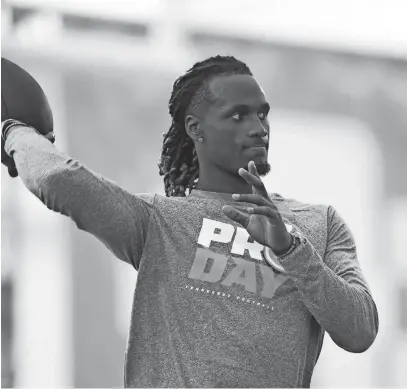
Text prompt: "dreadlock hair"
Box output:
[[158, 55, 253, 197]]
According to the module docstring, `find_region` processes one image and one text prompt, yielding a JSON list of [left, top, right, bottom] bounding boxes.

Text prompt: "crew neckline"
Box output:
[[188, 189, 283, 202]]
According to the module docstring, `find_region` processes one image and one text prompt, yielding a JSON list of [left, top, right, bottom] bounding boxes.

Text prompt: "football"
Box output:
[[1, 57, 54, 177], [1, 57, 53, 133]]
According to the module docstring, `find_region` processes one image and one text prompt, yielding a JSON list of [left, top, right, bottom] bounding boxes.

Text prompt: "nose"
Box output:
[[248, 117, 268, 140]]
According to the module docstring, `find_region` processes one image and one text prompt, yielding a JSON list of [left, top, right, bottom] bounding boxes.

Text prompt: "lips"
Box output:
[[244, 142, 268, 149], [244, 146, 268, 156], [245, 145, 268, 150]]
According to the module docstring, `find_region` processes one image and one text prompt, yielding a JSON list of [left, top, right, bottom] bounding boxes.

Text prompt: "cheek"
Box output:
[[207, 132, 243, 169], [203, 119, 244, 164], [208, 128, 240, 153]]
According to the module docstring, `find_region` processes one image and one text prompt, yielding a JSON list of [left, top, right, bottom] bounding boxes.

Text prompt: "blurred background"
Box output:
[[1, 0, 407, 387]]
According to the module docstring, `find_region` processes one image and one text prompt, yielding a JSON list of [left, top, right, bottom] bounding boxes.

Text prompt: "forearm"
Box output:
[[278, 241, 379, 353], [4, 126, 144, 265]]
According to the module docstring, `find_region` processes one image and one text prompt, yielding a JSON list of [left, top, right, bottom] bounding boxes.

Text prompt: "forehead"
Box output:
[[208, 74, 267, 110]]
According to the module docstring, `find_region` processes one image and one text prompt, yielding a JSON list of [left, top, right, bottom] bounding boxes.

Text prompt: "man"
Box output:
[[2, 55, 378, 388]]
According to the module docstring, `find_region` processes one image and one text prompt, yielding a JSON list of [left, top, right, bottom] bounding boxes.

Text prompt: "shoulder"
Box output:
[[134, 192, 156, 206], [270, 191, 330, 216], [269, 192, 338, 251], [271, 191, 352, 236], [141, 192, 196, 208]]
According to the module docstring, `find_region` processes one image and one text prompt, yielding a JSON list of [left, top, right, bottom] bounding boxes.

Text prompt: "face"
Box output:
[[187, 74, 271, 178]]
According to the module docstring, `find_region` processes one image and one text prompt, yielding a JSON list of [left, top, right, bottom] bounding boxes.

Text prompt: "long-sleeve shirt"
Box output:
[[5, 126, 379, 388]]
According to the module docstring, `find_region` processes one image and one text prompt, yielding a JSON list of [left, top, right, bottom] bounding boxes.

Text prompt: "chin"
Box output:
[[242, 159, 271, 176], [256, 161, 271, 176]]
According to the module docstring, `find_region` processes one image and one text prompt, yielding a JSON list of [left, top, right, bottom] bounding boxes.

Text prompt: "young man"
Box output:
[[2, 55, 378, 388]]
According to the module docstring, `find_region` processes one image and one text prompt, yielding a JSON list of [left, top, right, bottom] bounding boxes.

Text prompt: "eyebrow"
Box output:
[[222, 102, 271, 114]]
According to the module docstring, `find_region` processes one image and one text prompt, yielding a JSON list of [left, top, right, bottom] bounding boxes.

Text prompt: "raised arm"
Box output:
[[4, 125, 153, 270]]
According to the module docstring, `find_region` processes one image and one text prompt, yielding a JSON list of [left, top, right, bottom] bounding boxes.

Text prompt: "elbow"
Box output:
[[358, 316, 379, 353], [333, 330, 377, 353], [348, 332, 377, 353], [26, 171, 66, 213], [345, 297, 380, 353], [23, 165, 58, 197], [334, 309, 379, 353], [355, 300, 380, 353], [334, 320, 379, 354]]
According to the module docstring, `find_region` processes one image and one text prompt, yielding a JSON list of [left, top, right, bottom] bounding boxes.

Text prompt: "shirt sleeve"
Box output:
[[5, 126, 153, 270], [277, 205, 379, 353]]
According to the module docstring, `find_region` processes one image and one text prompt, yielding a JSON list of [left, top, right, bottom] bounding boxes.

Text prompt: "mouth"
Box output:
[[245, 146, 267, 152], [243, 147, 268, 160]]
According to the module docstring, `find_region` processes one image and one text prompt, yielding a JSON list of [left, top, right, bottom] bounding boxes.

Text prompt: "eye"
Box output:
[[258, 111, 269, 120], [232, 112, 246, 121]]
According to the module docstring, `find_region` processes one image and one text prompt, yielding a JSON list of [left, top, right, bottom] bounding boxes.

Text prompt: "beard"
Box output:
[[256, 161, 271, 177], [242, 160, 271, 177]]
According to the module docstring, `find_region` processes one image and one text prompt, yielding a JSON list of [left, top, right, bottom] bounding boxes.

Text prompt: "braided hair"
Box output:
[[158, 55, 252, 197]]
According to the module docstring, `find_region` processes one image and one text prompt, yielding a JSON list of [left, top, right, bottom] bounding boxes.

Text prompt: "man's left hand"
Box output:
[[222, 160, 292, 254]]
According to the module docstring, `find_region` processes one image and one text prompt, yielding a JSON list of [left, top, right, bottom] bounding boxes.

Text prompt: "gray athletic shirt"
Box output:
[[5, 127, 379, 388]]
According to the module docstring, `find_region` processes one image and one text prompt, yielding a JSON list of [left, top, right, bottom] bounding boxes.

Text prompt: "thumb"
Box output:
[[44, 132, 55, 143], [8, 165, 18, 178]]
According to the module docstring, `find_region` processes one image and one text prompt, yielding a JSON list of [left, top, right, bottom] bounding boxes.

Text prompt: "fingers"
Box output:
[[233, 193, 290, 219], [222, 204, 285, 230], [238, 161, 267, 195], [238, 167, 263, 187], [248, 206, 281, 226], [248, 160, 258, 176], [232, 193, 268, 206], [8, 165, 18, 178], [44, 132, 55, 143], [222, 205, 250, 228]]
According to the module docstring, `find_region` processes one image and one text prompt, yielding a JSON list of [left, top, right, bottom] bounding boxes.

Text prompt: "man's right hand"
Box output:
[[2, 135, 18, 177], [1, 125, 55, 178]]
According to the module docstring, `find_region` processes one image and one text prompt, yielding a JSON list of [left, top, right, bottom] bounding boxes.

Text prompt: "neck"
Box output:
[[194, 165, 253, 195]]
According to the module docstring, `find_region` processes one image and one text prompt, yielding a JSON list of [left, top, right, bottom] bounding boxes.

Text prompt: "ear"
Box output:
[[184, 114, 201, 142]]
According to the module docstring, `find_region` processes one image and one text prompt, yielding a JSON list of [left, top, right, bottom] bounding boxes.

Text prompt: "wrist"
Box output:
[[271, 233, 294, 256], [2, 120, 30, 142]]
